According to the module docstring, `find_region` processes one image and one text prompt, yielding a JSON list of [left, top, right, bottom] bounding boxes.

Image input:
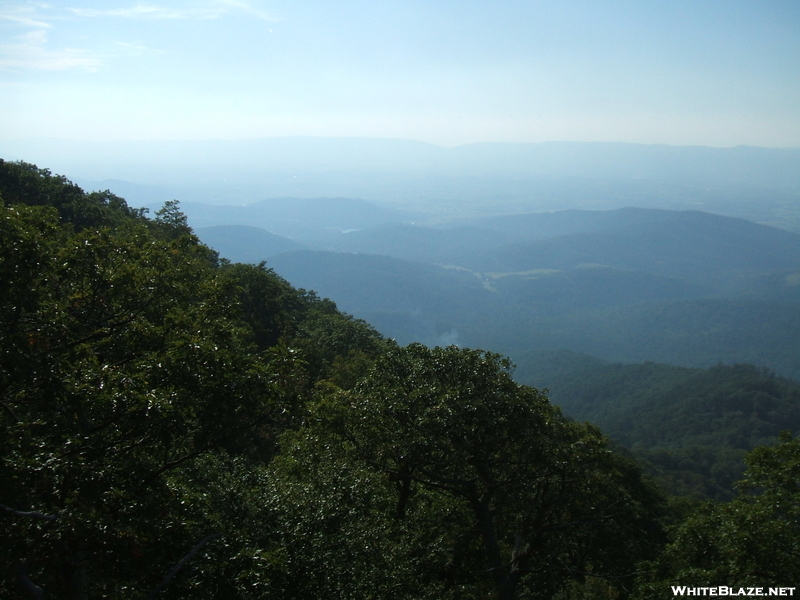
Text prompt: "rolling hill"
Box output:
[[514, 351, 800, 499], [196, 205, 800, 379], [196, 225, 306, 263]]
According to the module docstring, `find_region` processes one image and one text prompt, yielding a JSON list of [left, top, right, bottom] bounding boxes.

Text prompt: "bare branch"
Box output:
[[16, 563, 45, 600], [0, 503, 57, 522], [2, 400, 21, 422], [146, 533, 221, 600]]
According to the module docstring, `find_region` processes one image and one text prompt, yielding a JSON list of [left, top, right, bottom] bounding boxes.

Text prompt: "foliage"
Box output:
[[0, 161, 700, 600], [518, 354, 800, 500], [0, 199, 270, 597], [0, 159, 146, 228], [267, 345, 666, 599], [0, 161, 384, 598], [634, 432, 800, 597]]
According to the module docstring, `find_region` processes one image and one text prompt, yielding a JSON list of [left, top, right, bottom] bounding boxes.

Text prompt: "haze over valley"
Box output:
[[5, 137, 800, 229], [7, 135, 799, 382], [182, 186, 800, 381]]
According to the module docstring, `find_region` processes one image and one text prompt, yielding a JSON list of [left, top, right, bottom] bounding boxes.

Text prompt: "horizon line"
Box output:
[[3, 135, 800, 151]]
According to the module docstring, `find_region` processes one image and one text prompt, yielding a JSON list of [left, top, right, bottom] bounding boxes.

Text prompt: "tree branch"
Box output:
[[1, 400, 21, 422], [142, 448, 206, 485], [15, 563, 44, 600], [146, 533, 221, 600], [0, 503, 57, 522]]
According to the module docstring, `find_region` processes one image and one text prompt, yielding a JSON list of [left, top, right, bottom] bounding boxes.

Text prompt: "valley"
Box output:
[[189, 201, 800, 381]]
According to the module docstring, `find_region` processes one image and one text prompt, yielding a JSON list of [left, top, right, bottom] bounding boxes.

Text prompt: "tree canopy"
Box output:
[[267, 344, 665, 599], [0, 160, 386, 598], [635, 432, 800, 597]]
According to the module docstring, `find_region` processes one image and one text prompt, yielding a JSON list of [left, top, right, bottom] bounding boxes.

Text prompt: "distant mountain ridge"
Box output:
[[196, 226, 306, 263], [322, 207, 800, 281], [475, 209, 800, 279], [6, 147, 797, 378], [197, 206, 800, 379], [182, 197, 418, 242], [6, 138, 800, 189], [4, 138, 799, 229]]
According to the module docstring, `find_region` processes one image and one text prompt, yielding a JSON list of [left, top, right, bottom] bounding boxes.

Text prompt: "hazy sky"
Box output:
[[1, 0, 799, 147]]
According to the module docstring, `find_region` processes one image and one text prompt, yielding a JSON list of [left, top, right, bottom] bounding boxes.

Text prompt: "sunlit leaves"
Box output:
[[0, 178, 280, 597]]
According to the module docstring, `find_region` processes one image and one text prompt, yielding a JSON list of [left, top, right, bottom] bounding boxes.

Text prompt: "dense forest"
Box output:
[[2, 159, 799, 598], [517, 351, 800, 501]]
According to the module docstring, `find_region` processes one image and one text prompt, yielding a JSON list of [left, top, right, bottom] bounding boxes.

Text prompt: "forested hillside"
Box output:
[[517, 352, 800, 500], [0, 160, 392, 598], [1, 160, 674, 599], [178, 193, 800, 379]]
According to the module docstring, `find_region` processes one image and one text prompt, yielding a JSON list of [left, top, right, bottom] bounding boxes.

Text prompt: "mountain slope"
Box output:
[[191, 203, 800, 379], [515, 352, 800, 499], [267, 251, 504, 347], [477, 209, 800, 280], [320, 208, 800, 285], [177, 196, 416, 242], [195, 225, 305, 263]]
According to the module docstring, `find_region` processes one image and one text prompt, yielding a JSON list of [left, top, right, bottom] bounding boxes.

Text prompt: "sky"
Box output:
[[1, 0, 799, 148]]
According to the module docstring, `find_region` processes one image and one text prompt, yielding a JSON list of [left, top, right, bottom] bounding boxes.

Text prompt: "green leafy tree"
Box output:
[[3, 161, 672, 599], [0, 160, 146, 228], [0, 192, 278, 597], [634, 432, 800, 597], [268, 344, 665, 599], [153, 199, 193, 239], [0, 162, 400, 598]]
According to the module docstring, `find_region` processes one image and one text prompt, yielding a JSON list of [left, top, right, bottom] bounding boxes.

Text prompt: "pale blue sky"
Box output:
[[1, 0, 799, 147]]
